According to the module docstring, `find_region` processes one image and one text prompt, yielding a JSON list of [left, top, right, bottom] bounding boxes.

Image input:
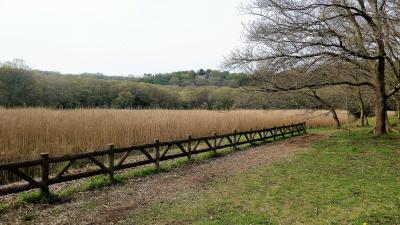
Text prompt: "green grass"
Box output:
[[18, 190, 61, 204], [126, 128, 400, 225], [308, 125, 340, 133], [0, 203, 7, 214]]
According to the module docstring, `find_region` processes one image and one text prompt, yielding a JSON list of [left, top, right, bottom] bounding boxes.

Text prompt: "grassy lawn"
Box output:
[[126, 129, 400, 225]]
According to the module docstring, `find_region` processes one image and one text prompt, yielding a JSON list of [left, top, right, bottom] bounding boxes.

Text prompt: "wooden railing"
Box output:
[[0, 123, 306, 196]]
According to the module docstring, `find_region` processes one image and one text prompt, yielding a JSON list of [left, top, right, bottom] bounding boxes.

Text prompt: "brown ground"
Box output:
[[0, 132, 327, 225]]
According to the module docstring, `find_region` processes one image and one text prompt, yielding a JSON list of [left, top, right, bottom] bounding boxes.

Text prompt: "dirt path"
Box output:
[[0, 132, 328, 225]]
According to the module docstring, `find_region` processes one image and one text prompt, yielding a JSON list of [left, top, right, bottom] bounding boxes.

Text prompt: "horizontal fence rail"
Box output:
[[0, 123, 307, 196]]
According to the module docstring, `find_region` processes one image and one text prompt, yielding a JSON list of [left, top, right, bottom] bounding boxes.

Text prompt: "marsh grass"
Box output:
[[0, 108, 316, 186], [0, 108, 347, 191], [0, 108, 347, 163]]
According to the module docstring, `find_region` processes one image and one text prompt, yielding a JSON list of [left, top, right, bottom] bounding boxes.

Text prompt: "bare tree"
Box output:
[[339, 66, 373, 127], [247, 68, 345, 128], [226, 0, 400, 136], [307, 88, 342, 129]]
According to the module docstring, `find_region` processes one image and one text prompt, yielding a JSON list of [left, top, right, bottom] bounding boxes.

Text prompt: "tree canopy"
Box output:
[[226, 0, 400, 135]]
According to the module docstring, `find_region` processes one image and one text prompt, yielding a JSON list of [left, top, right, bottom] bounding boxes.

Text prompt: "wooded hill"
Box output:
[[1, 60, 396, 117], [136, 69, 249, 87], [0, 61, 253, 109]]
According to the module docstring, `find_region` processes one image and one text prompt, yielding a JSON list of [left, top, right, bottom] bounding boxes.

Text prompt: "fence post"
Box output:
[[187, 135, 192, 160], [108, 144, 115, 183], [154, 139, 160, 172], [290, 123, 294, 137], [213, 132, 217, 155], [233, 130, 237, 150], [40, 153, 50, 195]]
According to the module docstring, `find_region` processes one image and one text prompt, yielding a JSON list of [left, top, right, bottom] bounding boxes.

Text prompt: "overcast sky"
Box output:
[[0, 0, 249, 76]]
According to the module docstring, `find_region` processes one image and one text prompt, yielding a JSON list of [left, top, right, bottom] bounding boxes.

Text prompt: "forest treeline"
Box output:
[[64, 69, 249, 88], [0, 60, 258, 109], [136, 69, 250, 87], [1, 59, 397, 119]]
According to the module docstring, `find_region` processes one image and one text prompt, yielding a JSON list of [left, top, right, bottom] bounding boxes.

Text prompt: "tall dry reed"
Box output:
[[0, 108, 347, 163]]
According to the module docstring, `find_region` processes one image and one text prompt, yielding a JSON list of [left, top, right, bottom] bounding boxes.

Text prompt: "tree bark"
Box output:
[[308, 89, 341, 129], [374, 57, 387, 136], [329, 107, 341, 129], [397, 99, 400, 122], [360, 107, 365, 127], [358, 87, 365, 127], [385, 111, 390, 128]]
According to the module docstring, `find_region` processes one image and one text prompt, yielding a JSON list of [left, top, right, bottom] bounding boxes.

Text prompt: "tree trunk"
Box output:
[[397, 100, 400, 122], [360, 107, 365, 126], [385, 110, 390, 128], [374, 57, 387, 136], [357, 87, 366, 127], [308, 89, 341, 129], [329, 107, 341, 129]]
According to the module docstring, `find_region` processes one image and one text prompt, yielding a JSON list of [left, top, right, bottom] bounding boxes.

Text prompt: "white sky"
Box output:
[[0, 0, 249, 75]]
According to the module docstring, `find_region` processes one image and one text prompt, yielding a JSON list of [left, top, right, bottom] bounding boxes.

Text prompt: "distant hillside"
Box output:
[[134, 69, 249, 87], [0, 60, 353, 111], [37, 69, 250, 87], [0, 61, 254, 109]]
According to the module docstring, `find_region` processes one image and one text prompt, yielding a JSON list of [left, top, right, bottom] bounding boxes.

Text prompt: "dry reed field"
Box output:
[[0, 108, 347, 164]]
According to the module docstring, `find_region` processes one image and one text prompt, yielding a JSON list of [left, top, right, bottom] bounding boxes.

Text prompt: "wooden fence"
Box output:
[[0, 123, 306, 196]]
